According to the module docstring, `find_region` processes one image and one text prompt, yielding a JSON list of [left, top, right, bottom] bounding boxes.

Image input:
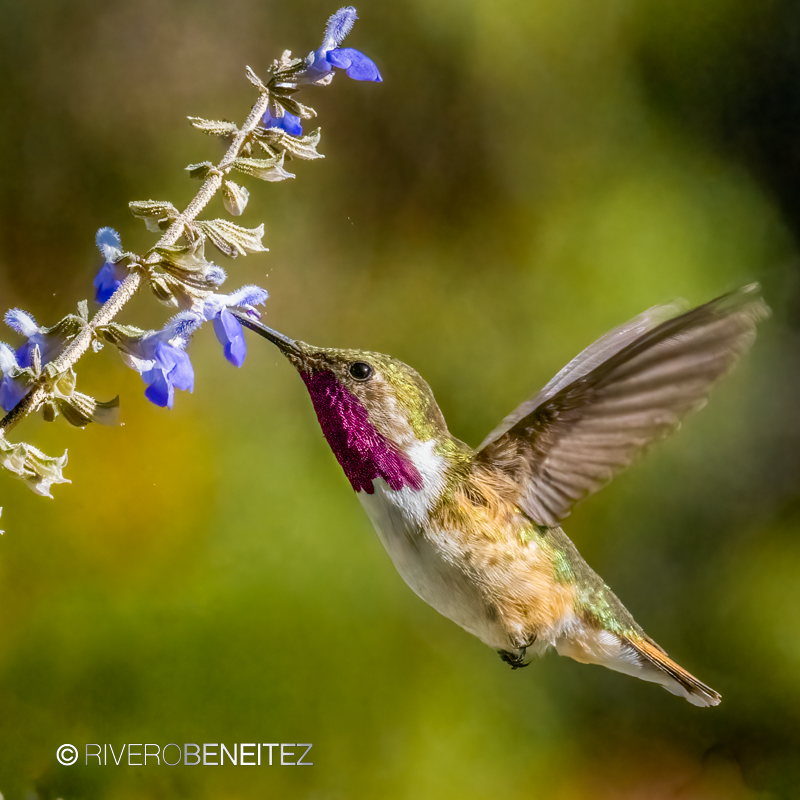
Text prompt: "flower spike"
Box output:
[[1, 7, 383, 499]]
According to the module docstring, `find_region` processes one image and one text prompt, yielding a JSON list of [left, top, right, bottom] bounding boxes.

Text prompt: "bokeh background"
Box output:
[[1, 0, 799, 797]]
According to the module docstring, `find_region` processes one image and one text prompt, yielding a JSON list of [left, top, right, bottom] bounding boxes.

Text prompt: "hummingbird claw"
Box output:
[[499, 635, 536, 669], [498, 649, 530, 670]]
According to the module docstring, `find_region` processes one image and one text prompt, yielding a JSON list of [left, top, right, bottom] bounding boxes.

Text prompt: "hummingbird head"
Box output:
[[236, 314, 452, 494]]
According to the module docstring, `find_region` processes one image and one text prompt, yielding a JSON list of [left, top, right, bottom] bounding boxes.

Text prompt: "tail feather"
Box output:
[[556, 626, 721, 707], [625, 636, 721, 708]]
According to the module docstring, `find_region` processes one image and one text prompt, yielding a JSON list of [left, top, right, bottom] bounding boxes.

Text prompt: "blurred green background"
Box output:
[[1, 0, 799, 797]]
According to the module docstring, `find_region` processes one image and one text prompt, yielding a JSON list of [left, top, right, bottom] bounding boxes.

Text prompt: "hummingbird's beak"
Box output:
[[231, 310, 305, 363]]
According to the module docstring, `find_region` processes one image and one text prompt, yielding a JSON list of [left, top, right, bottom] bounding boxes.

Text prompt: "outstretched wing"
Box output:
[[476, 285, 769, 528]]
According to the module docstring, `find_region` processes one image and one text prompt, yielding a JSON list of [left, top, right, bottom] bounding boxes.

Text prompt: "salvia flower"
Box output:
[[262, 106, 304, 137], [5, 309, 62, 368], [116, 313, 201, 409], [195, 285, 269, 368], [1, 309, 86, 412], [303, 6, 382, 85], [93, 227, 128, 304], [0, 343, 30, 412]]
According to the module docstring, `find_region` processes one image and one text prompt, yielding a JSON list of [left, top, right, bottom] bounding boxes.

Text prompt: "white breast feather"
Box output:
[[374, 438, 447, 526]]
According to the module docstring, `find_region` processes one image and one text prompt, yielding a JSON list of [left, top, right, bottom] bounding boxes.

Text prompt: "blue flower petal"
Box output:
[[160, 312, 203, 351], [15, 334, 51, 369], [304, 50, 333, 81], [96, 227, 122, 262], [93, 262, 125, 304], [262, 108, 278, 128], [327, 47, 382, 81], [154, 342, 194, 392], [168, 352, 194, 392], [263, 107, 303, 137], [280, 111, 303, 137], [15, 342, 35, 369], [143, 368, 173, 409], [139, 343, 194, 408], [4, 311, 62, 368], [228, 334, 247, 367], [224, 285, 269, 309], [213, 308, 246, 367], [5, 309, 38, 338], [323, 7, 357, 49], [0, 375, 29, 412]]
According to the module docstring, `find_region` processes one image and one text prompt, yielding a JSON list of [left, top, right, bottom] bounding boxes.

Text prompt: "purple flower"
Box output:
[[117, 313, 200, 409], [303, 7, 382, 85], [262, 106, 304, 137], [196, 285, 269, 368], [5, 309, 60, 368], [0, 343, 30, 412], [213, 309, 247, 367], [142, 343, 194, 408], [93, 227, 127, 304], [325, 47, 381, 81]]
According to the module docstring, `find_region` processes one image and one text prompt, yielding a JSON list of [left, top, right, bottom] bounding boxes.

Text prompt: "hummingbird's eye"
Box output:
[[349, 361, 373, 381]]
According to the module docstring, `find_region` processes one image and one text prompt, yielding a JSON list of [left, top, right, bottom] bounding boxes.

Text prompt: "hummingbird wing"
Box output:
[[477, 299, 689, 450], [476, 284, 769, 528]]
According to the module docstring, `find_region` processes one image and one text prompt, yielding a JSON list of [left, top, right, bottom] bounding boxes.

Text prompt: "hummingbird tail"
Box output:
[[624, 636, 721, 708], [557, 627, 721, 706]]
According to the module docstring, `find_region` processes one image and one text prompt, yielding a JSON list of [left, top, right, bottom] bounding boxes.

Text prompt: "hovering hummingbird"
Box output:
[[235, 285, 768, 706]]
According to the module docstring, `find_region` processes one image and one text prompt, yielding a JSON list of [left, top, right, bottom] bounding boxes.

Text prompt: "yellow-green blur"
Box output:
[[0, 0, 798, 797]]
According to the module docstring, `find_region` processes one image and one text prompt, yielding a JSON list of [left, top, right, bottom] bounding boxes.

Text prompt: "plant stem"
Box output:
[[0, 86, 272, 437]]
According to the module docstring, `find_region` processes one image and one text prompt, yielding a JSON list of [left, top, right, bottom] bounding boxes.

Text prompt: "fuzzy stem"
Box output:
[[0, 88, 272, 437]]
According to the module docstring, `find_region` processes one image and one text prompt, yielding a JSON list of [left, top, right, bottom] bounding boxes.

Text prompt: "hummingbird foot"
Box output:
[[498, 642, 534, 670]]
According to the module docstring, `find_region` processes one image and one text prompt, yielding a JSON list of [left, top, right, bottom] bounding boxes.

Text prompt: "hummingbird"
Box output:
[[235, 284, 768, 706]]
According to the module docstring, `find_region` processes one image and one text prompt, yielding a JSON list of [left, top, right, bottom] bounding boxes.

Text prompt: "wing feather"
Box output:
[[477, 300, 688, 450], [477, 285, 769, 527]]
